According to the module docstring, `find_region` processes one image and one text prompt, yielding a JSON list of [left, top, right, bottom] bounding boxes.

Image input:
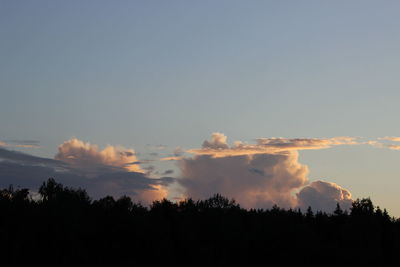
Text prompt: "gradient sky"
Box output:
[[1, 1, 400, 215]]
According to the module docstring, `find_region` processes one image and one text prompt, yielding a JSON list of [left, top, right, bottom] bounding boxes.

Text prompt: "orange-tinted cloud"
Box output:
[[0, 139, 173, 204], [56, 138, 143, 173], [188, 133, 358, 158], [136, 184, 169, 204], [178, 133, 354, 211], [180, 150, 308, 209], [0, 140, 40, 148], [380, 136, 400, 142], [160, 156, 183, 161], [366, 137, 400, 150], [375, 136, 400, 150]]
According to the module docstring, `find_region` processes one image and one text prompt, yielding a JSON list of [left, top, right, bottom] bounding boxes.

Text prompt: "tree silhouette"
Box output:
[[0, 180, 398, 267], [334, 203, 344, 216], [351, 197, 375, 216]]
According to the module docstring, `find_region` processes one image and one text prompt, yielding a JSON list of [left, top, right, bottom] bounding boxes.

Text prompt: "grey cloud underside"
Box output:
[[162, 169, 174, 175], [0, 147, 59, 166], [0, 148, 174, 199]]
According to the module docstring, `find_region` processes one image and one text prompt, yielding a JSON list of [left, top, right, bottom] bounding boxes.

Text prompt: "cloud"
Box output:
[[0, 147, 61, 166], [159, 147, 185, 161], [188, 133, 358, 158], [375, 136, 400, 150], [179, 151, 308, 209], [0, 139, 173, 204], [297, 181, 352, 212], [178, 133, 354, 211], [0, 140, 40, 148], [135, 184, 169, 204], [173, 147, 184, 156], [379, 136, 400, 142], [55, 138, 143, 173], [0, 134, 357, 211], [162, 169, 174, 175], [366, 137, 400, 150], [160, 156, 183, 161], [202, 132, 229, 149], [365, 140, 385, 148]]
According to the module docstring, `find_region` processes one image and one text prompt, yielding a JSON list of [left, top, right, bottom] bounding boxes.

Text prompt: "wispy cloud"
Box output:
[[161, 156, 183, 161], [379, 136, 400, 142], [159, 147, 186, 161], [0, 139, 40, 148], [188, 132, 358, 158], [366, 137, 400, 150]]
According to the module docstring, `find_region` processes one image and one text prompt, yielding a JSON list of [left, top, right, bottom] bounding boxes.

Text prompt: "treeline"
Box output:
[[0, 178, 399, 267]]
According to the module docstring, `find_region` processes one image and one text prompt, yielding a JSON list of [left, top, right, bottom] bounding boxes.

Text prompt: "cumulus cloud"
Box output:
[[297, 181, 352, 212], [202, 132, 229, 149], [180, 151, 308, 209], [0, 139, 173, 204], [178, 133, 354, 211], [55, 138, 142, 173]]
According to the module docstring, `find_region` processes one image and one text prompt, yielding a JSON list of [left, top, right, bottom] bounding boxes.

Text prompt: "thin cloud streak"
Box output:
[[379, 136, 400, 142], [188, 133, 358, 158], [0, 140, 40, 148]]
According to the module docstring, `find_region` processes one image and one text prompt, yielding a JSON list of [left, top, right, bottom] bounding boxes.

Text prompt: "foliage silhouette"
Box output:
[[0, 178, 399, 267]]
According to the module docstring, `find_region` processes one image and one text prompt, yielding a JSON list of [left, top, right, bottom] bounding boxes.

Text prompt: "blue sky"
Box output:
[[1, 1, 400, 214]]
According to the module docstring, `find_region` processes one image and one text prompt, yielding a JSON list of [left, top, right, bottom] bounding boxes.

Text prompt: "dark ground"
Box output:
[[0, 178, 399, 267]]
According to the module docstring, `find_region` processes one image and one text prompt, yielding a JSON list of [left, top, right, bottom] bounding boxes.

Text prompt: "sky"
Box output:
[[1, 1, 400, 214]]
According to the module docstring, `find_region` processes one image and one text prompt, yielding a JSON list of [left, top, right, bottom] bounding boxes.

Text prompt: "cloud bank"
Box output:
[[178, 133, 354, 212], [0, 139, 172, 204], [0, 134, 362, 211]]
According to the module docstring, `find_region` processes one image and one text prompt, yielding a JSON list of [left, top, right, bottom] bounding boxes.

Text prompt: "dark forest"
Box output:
[[1, 178, 399, 267]]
